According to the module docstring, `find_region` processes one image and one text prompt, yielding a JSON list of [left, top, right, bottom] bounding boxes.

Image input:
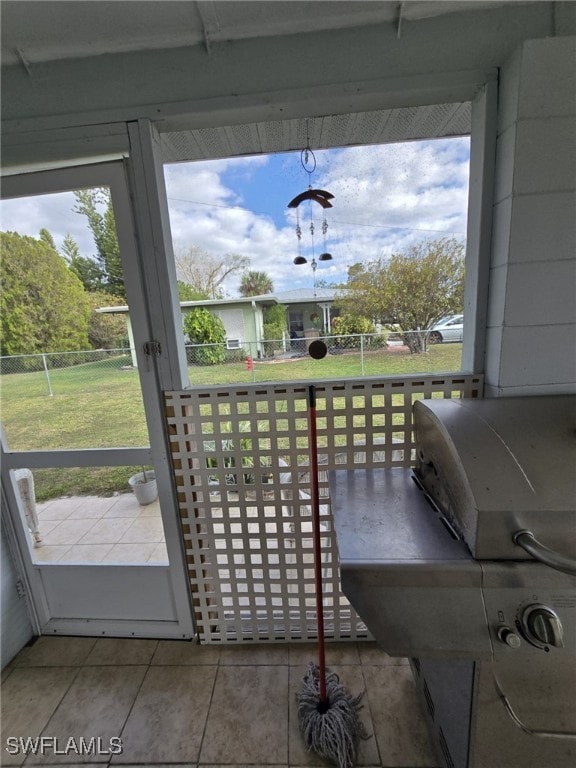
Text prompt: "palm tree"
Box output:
[[239, 270, 274, 297]]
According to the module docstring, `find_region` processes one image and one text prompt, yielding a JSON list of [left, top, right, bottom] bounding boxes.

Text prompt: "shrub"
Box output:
[[183, 308, 226, 365]]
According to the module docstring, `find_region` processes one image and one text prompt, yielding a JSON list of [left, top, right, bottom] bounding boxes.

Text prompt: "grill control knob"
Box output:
[[497, 625, 521, 649], [521, 605, 564, 648]]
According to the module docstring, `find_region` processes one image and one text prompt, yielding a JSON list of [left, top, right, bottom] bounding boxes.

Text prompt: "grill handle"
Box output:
[[513, 530, 576, 577]]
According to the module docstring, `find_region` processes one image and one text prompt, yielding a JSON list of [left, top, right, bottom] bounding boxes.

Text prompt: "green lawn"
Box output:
[[1, 344, 462, 499]]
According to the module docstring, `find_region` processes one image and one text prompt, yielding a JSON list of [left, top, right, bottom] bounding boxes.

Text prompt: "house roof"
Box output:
[[274, 288, 340, 304], [98, 288, 341, 315], [97, 296, 268, 315]]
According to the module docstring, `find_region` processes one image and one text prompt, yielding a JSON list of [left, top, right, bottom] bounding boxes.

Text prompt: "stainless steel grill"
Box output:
[[331, 395, 576, 768]]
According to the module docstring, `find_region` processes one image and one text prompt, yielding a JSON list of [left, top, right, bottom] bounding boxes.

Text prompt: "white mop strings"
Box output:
[[298, 662, 369, 768]]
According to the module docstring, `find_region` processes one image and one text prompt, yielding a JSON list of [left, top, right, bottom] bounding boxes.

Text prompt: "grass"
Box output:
[[190, 343, 462, 384], [1, 344, 462, 499]]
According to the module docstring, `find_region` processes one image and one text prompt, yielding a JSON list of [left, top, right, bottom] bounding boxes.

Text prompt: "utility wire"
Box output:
[[166, 197, 465, 236]]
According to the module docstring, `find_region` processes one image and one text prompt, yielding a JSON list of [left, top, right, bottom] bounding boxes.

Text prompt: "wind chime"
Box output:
[[288, 144, 334, 295]]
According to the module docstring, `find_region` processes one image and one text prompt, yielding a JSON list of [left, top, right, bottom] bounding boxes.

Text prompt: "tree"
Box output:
[[0, 231, 89, 355], [85, 291, 128, 349], [183, 307, 226, 365], [331, 314, 375, 335], [74, 188, 125, 298], [262, 303, 287, 356], [239, 270, 273, 297], [177, 281, 205, 301], [60, 232, 106, 292], [338, 238, 465, 353], [175, 246, 249, 299], [39, 228, 57, 251], [68, 256, 106, 292], [60, 232, 81, 263]]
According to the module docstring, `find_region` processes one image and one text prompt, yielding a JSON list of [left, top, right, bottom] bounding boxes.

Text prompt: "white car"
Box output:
[[428, 314, 464, 343]]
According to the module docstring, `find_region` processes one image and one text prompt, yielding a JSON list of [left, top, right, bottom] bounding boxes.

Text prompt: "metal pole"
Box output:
[[41, 354, 53, 396], [360, 334, 365, 376]]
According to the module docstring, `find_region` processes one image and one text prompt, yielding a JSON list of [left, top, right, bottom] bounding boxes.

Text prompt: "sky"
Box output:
[[0, 136, 470, 297]]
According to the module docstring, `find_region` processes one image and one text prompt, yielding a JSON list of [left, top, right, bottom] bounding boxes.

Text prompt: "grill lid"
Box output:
[[414, 396, 576, 560]]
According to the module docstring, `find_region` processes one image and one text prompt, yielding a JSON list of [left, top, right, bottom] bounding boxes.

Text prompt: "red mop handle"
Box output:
[[308, 384, 327, 704]]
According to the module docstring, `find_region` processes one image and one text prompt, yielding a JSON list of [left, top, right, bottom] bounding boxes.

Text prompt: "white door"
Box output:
[[0, 161, 194, 638]]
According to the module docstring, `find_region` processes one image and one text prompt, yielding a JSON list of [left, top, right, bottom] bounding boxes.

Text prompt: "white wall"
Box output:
[[485, 35, 576, 395], [1, 518, 34, 668]]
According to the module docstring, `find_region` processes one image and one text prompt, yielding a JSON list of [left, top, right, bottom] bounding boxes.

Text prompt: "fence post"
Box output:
[[360, 334, 365, 376], [41, 354, 53, 396], [250, 342, 256, 382]]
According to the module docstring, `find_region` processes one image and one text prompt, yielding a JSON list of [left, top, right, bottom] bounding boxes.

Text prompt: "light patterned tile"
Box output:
[[147, 543, 168, 563], [66, 497, 119, 519], [41, 519, 98, 547], [0, 667, 79, 766], [36, 503, 74, 522], [59, 544, 114, 564], [358, 642, 409, 666], [77, 518, 134, 545], [151, 639, 221, 666], [101, 543, 158, 564], [200, 666, 288, 765], [37, 519, 60, 536], [25, 666, 147, 764], [1, 660, 16, 683], [85, 638, 158, 666], [118, 518, 164, 544], [106, 493, 160, 517], [219, 643, 290, 665], [363, 665, 437, 767], [102, 495, 143, 519], [14, 637, 97, 668], [112, 666, 216, 764], [289, 642, 361, 668], [31, 545, 71, 563], [136, 501, 161, 518]]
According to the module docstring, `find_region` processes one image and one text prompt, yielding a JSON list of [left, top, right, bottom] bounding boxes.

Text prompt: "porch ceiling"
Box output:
[[159, 101, 471, 163], [1, 1, 529, 67], [1, 1, 529, 163]]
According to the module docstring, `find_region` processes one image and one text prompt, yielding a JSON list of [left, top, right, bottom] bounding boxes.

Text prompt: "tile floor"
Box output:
[[1, 635, 439, 768], [31, 496, 168, 565]]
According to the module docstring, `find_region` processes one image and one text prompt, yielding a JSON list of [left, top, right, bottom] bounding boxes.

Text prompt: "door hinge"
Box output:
[[143, 341, 162, 357]]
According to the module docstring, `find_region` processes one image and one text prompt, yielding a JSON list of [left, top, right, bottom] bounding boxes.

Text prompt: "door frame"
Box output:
[[1, 159, 194, 638]]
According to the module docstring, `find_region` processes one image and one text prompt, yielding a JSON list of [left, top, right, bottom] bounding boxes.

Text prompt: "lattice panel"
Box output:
[[165, 374, 483, 643]]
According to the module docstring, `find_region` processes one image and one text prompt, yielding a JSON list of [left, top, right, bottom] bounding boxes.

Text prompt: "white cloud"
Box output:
[[165, 158, 299, 295], [165, 138, 469, 296], [0, 191, 97, 256], [1, 139, 470, 298]]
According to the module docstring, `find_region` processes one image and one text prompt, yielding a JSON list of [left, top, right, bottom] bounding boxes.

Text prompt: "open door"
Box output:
[[0, 161, 193, 638]]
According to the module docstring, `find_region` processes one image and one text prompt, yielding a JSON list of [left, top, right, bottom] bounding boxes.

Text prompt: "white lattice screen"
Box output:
[[165, 374, 483, 643]]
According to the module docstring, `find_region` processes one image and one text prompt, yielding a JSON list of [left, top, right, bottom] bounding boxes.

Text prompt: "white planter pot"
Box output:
[[128, 471, 158, 505]]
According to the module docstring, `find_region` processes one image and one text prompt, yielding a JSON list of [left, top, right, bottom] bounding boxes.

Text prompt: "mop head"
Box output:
[[298, 662, 368, 768]]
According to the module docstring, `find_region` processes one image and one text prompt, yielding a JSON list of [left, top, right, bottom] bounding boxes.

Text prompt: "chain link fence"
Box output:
[[0, 331, 445, 398], [0, 348, 135, 397], [185, 332, 435, 383]]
